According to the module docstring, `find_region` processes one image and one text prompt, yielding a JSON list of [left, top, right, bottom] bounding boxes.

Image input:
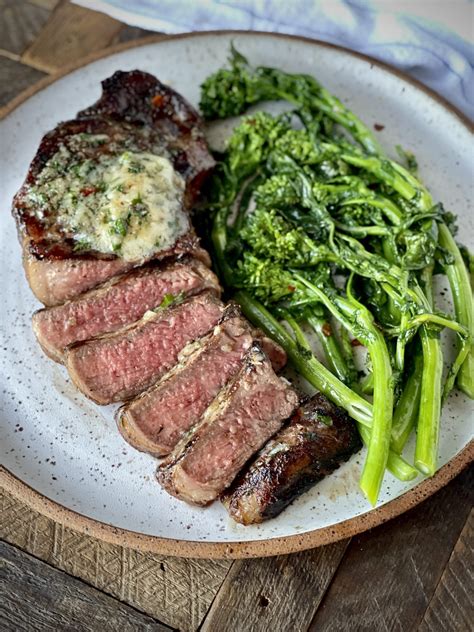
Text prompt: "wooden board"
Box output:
[[22, 1, 122, 72], [0, 540, 172, 631], [0, 2, 473, 630], [308, 467, 473, 631]]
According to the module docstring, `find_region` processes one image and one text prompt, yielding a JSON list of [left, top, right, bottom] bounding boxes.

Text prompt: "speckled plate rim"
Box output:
[[1, 31, 473, 559]]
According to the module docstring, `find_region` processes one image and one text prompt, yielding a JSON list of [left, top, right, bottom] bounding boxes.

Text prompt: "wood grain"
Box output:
[[0, 540, 172, 631], [308, 466, 473, 632], [22, 1, 122, 72], [0, 55, 46, 106], [201, 540, 349, 632], [114, 25, 158, 44], [0, 489, 231, 632], [0, 0, 51, 57], [418, 509, 474, 632]]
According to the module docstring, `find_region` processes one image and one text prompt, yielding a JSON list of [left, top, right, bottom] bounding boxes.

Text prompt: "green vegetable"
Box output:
[[200, 48, 472, 505]]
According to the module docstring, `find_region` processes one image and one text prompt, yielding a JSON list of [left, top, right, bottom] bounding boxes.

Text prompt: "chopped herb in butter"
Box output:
[[26, 135, 188, 262]]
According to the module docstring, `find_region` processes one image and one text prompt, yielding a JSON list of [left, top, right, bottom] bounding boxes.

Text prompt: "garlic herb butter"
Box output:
[[26, 134, 188, 261]]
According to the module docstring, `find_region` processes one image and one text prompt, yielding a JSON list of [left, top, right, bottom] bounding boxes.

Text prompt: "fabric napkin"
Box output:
[[75, 0, 474, 119]]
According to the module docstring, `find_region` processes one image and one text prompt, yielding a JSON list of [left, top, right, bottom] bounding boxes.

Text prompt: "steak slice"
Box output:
[[13, 71, 215, 305], [65, 291, 224, 404], [157, 344, 298, 506], [117, 305, 288, 457], [22, 233, 211, 307], [117, 305, 249, 456], [32, 258, 220, 362], [222, 394, 362, 525]]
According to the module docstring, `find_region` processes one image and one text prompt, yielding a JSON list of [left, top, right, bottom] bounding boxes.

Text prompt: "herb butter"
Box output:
[[26, 136, 188, 262]]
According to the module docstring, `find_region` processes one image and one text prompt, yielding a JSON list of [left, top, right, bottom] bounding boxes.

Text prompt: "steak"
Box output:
[[32, 258, 220, 362], [117, 305, 288, 457], [222, 394, 362, 525], [65, 291, 224, 404], [13, 71, 215, 305], [157, 344, 298, 506], [117, 304, 287, 457]]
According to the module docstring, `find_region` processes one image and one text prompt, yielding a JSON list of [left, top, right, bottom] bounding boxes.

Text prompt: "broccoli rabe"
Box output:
[[200, 49, 473, 503]]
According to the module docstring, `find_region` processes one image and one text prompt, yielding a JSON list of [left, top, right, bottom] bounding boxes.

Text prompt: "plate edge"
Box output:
[[1, 31, 473, 558]]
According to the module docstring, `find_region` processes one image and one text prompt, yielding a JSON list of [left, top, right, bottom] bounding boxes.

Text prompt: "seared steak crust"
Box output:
[[13, 70, 215, 304], [32, 258, 221, 362], [78, 70, 214, 200], [222, 394, 362, 524], [65, 291, 224, 405], [157, 344, 298, 506]]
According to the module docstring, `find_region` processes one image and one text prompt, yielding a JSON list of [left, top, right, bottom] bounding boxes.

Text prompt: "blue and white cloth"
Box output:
[[75, 0, 474, 119]]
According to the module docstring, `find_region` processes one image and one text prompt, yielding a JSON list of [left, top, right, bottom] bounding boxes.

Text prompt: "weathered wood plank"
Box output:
[[114, 25, 158, 44], [201, 540, 349, 632], [0, 55, 46, 107], [29, 0, 60, 9], [0, 540, 173, 631], [308, 467, 473, 632], [0, 0, 51, 57], [22, 2, 122, 72], [418, 509, 473, 632], [0, 489, 232, 632]]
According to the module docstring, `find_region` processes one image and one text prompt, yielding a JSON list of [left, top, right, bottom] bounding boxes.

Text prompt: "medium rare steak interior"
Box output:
[[13, 69, 360, 524], [222, 394, 362, 524], [66, 291, 225, 405], [32, 257, 220, 362], [157, 344, 299, 506]]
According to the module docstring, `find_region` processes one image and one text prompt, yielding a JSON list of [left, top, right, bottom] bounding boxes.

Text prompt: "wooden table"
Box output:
[[0, 2, 473, 630]]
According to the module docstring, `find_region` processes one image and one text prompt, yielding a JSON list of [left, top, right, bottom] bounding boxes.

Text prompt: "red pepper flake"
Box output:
[[322, 323, 332, 337], [151, 94, 164, 107], [351, 338, 363, 347], [373, 123, 385, 131], [287, 285, 296, 292], [80, 186, 96, 196]]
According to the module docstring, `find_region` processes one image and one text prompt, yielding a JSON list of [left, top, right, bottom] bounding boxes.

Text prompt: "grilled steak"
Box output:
[[32, 258, 220, 362], [222, 394, 362, 524], [65, 291, 224, 404], [157, 344, 298, 506], [13, 71, 215, 305], [117, 305, 253, 456]]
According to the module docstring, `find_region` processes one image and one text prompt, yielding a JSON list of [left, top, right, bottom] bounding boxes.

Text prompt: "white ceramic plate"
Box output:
[[1, 33, 472, 558]]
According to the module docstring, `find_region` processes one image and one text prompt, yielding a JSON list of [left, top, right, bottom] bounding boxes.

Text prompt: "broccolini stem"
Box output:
[[391, 350, 423, 453], [438, 222, 474, 398], [235, 291, 373, 426], [306, 314, 355, 386], [211, 205, 234, 287], [415, 328, 443, 475], [293, 274, 394, 504], [357, 425, 418, 482]]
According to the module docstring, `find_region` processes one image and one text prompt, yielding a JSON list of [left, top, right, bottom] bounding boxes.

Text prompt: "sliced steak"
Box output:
[[33, 258, 221, 362], [222, 394, 362, 525], [13, 71, 215, 305], [65, 291, 224, 405], [117, 305, 249, 456], [157, 344, 298, 506], [23, 234, 211, 307], [117, 305, 288, 457]]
